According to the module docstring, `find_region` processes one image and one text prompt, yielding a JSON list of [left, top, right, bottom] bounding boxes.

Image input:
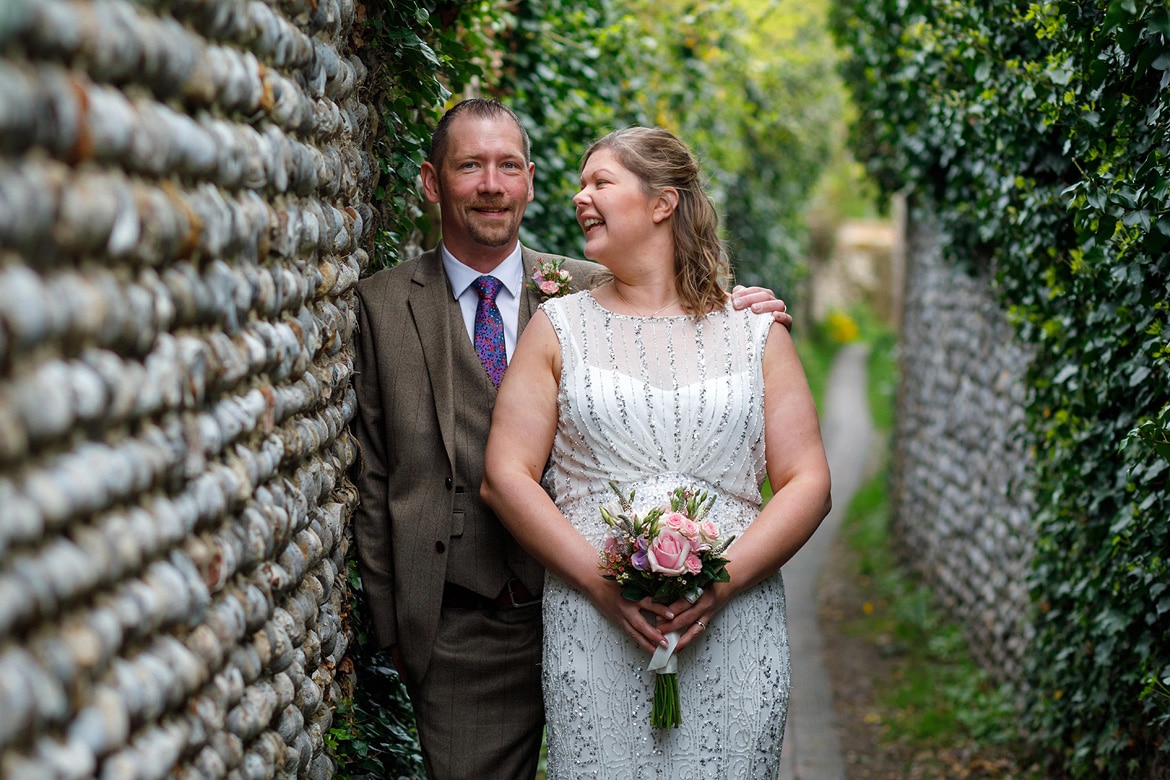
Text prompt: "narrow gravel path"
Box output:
[[778, 343, 875, 780]]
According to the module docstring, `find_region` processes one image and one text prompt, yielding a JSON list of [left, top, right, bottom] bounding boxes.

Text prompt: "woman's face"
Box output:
[[573, 149, 658, 263]]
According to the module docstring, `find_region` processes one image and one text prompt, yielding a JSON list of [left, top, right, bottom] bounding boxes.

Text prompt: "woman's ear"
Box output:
[[652, 188, 679, 223]]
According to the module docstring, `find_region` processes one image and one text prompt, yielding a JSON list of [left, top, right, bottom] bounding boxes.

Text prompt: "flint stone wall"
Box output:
[[0, 0, 373, 776], [890, 208, 1036, 684]]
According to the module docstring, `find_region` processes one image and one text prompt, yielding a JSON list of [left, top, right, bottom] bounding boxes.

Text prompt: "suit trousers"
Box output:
[[408, 602, 545, 780]]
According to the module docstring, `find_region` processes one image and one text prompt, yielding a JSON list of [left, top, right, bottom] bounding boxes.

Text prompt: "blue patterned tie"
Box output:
[[473, 275, 507, 387]]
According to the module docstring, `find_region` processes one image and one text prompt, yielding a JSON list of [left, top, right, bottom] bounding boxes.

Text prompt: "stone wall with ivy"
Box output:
[[832, 0, 1170, 775], [0, 0, 371, 776], [890, 211, 1036, 686]]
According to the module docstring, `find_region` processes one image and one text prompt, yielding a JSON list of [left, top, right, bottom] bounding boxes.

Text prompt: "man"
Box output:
[[349, 98, 791, 779]]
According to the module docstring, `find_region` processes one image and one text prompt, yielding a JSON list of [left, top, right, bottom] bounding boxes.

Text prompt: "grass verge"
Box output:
[[830, 312, 1042, 777]]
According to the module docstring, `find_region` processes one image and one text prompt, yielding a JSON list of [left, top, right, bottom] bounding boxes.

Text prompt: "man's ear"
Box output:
[[526, 161, 536, 204], [652, 187, 679, 223], [420, 161, 441, 204]]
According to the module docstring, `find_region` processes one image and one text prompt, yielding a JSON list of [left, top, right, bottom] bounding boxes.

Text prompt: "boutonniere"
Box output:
[[527, 257, 573, 300]]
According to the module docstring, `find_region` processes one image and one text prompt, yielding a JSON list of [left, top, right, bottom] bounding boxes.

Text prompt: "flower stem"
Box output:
[[651, 672, 682, 728]]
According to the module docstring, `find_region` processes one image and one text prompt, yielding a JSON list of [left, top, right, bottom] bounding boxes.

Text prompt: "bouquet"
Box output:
[[598, 482, 734, 728], [527, 256, 572, 299]]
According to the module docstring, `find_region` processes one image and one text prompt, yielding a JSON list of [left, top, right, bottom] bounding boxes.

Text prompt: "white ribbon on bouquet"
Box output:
[[646, 586, 702, 675]]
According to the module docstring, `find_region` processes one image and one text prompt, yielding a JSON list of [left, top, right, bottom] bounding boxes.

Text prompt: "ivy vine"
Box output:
[[830, 0, 1170, 775]]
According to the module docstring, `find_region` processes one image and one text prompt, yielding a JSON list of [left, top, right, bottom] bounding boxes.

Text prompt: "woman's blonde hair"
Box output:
[[582, 126, 730, 315]]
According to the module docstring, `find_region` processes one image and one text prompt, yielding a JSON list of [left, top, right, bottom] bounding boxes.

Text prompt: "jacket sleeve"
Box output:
[[347, 286, 399, 649]]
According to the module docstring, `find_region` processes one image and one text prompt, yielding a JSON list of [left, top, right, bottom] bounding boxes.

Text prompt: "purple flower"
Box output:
[[631, 551, 650, 571]]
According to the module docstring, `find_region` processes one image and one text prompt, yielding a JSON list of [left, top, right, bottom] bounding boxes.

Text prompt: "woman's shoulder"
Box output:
[[540, 289, 593, 317], [712, 299, 774, 350]]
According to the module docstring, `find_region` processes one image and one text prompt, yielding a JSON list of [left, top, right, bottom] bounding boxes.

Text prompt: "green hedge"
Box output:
[[829, 1, 1169, 775]]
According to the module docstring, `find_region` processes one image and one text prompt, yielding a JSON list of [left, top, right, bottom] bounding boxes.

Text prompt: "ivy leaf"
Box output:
[[1150, 8, 1170, 36]]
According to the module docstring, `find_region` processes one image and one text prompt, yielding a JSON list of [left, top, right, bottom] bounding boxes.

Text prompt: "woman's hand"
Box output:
[[654, 584, 732, 653], [587, 581, 676, 655]]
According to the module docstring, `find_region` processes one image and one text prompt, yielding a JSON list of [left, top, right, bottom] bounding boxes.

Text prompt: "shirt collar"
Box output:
[[441, 242, 524, 300]]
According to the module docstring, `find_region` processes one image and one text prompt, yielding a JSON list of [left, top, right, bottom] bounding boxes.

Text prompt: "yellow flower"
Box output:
[[825, 311, 860, 343]]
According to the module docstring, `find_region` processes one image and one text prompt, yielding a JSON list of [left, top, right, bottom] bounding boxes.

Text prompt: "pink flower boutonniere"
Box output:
[[528, 257, 573, 300]]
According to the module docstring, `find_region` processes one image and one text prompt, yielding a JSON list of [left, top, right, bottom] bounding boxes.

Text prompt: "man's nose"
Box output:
[[479, 167, 504, 192]]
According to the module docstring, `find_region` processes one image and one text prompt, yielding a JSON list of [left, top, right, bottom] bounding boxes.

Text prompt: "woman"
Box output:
[[481, 127, 831, 777]]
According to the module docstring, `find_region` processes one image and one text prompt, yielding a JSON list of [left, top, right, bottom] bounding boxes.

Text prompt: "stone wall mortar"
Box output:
[[890, 207, 1037, 684], [0, 0, 372, 776]]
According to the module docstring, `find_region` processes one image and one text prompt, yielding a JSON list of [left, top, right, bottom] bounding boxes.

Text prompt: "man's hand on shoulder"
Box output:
[[731, 285, 793, 331]]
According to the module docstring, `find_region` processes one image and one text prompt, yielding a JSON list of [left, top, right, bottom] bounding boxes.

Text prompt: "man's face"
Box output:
[[422, 114, 535, 264]]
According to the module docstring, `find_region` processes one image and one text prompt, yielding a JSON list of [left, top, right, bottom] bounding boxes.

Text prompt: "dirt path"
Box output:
[[779, 343, 875, 779]]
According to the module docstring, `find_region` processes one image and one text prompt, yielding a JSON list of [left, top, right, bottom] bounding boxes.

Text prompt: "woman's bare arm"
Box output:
[[481, 311, 672, 653]]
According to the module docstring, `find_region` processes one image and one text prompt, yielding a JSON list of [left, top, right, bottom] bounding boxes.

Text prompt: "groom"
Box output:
[[349, 98, 792, 779]]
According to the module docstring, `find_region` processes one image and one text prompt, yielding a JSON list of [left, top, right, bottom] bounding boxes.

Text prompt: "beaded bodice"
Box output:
[[541, 292, 771, 540]]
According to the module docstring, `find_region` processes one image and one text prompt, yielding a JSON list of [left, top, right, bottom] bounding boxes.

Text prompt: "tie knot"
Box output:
[[473, 275, 503, 303]]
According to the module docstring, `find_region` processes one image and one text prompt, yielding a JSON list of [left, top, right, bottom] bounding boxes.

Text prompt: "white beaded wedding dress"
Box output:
[[539, 292, 790, 779]]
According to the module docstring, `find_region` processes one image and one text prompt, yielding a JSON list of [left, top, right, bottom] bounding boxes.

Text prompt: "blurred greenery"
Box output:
[[831, 0, 1170, 772], [492, 0, 852, 298], [842, 471, 1030, 754]]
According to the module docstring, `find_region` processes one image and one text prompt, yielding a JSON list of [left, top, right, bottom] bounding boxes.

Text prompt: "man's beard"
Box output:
[[466, 203, 521, 247]]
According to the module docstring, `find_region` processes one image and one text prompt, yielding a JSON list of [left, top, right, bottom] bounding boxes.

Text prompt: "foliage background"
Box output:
[[360, 0, 850, 292], [830, 0, 1170, 775], [492, 0, 847, 298]]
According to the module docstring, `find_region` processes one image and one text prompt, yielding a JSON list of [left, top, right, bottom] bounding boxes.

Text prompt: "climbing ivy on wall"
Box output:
[[830, 0, 1170, 775], [359, 0, 502, 266], [489, 0, 650, 256]]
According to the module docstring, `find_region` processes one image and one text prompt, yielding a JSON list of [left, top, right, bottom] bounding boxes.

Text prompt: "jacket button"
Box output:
[[435, 541, 446, 554], [445, 477, 452, 489]]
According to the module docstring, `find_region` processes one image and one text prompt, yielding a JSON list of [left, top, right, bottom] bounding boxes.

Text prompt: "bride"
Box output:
[[482, 126, 831, 778]]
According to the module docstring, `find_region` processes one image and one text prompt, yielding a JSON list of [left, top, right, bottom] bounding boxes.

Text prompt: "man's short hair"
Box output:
[[428, 99, 531, 170]]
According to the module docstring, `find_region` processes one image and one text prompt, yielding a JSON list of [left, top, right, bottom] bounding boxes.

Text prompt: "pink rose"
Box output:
[[661, 511, 687, 531], [539, 280, 560, 294], [646, 529, 692, 576], [684, 554, 702, 575], [699, 520, 719, 541], [678, 519, 701, 541]]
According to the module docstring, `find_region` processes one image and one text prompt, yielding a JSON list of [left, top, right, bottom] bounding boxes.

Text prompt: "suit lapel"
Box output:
[[409, 249, 459, 468], [519, 246, 543, 332], [415, 246, 545, 465]]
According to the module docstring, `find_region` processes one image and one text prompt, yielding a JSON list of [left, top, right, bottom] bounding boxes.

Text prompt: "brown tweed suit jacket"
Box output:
[[349, 244, 597, 686]]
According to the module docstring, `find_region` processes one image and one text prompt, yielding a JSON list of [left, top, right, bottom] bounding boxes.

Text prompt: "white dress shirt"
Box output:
[[440, 242, 524, 361]]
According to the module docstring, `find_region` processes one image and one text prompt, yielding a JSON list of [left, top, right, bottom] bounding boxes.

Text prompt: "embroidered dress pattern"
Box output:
[[538, 291, 790, 779]]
